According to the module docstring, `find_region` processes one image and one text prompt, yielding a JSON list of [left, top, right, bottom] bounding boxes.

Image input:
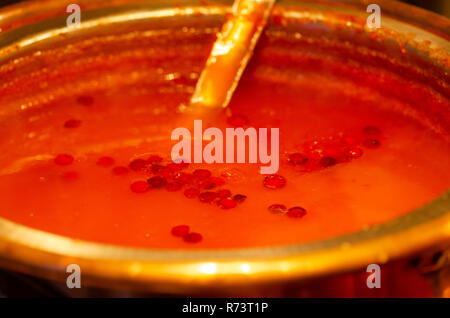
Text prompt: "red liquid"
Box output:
[[0, 23, 448, 249]]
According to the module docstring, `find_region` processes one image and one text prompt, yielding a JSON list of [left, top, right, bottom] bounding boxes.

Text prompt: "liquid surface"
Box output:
[[0, 19, 448, 249]]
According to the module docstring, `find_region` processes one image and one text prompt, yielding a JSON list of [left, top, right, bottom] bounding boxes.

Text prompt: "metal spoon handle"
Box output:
[[190, 0, 276, 109]]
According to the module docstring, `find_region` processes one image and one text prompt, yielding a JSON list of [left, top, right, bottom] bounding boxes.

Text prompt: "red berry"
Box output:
[[319, 156, 337, 167], [177, 161, 189, 169], [263, 174, 286, 189], [209, 176, 225, 187], [217, 197, 237, 209], [147, 176, 167, 189], [96, 156, 115, 167], [227, 114, 248, 127], [195, 178, 216, 190], [288, 153, 308, 165], [183, 232, 203, 243], [166, 181, 183, 192], [232, 194, 247, 204], [363, 138, 381, 149], [76, 95, 94, 106], [129, 158, 148, 171], [64, 119, 81, 128], [184, 188, 200, 199], [198, 191, 218, 203], [151, 163, 167, 173], [217, 189, 232, 198], [347, 147, 363, 159], [323, 146, 341, 158], [130, 181, 149, 193], [174, 172, 194, 185], [362, 126, 381, 136], [172, 158, 190, 168], [153, 165, 173, 178], [171, 225, 190, 237], [167, 163, 183, 172], [205, 181, 217, 190], [54, 154, 74, 166], [112, 166, 129, 175], [193, 169, 212, 179], [147, 155, 163, 163], [268, 204, 287, 214], [286, 206, 307, 218]]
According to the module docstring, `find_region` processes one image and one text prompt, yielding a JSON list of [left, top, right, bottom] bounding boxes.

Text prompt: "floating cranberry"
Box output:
[[172, 157, 190, 168], [217, 189, 232, 198], [153, 165, 173, 178], [204, 181, 217, 190], [150, 163, 166, 173], [174, 172, 194, 185], [268, 204, 287, 214], [227, 114, 248, 127], [286, 206, 307, 218], [147, 155, 163, 163], [166, 181, 183, 192], [233, 194, 247, 204], [112, 166, 129, 175], [198, 191, 218, 203], [363, 138, 381, 149], [195, 178, 216, 190], [171, 225, 190, 237], [54, 154, 74, 166], [76, 95, 94, 106], [177, 161, 190, 170], [217, 197, 237, 209], [130, 181, 149, 193], [147, 176, 167, 189], [193, 169, 212, 179], [320, 156, 337, 168], [129, 158, 148, 171], [347, 147, 363, 159], [184, 188, 200, 199], [96, 156, 115, 167], [61, 171, 79, 180], [183, 232, 203, 243], [209, 176, 225, 187], [167, 163, 183, 172], [263, 174, 286, 189], [64, 119, 81, 128], [363, 126, 381, 136], [323, 146, 341, 158], [288, 153, 308, 165]]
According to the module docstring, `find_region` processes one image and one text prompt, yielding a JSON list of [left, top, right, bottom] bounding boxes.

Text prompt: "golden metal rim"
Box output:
[[0, 192, 448, 291], [0, 0, 449, 291]]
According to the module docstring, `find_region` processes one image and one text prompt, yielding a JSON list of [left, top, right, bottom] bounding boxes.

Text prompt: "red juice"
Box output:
[[0, 18, 448, 250]]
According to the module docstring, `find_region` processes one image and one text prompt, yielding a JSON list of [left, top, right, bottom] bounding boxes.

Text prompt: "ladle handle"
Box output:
[[190, 0, 276, 109]]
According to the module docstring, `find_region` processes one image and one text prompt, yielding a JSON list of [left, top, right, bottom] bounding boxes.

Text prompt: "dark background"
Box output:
[[403, 0, 449, 15], [0, 0, 449, 17]]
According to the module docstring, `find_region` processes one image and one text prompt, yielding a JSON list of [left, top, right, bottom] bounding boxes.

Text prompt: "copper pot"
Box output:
[[0, 0, 448, 297]]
